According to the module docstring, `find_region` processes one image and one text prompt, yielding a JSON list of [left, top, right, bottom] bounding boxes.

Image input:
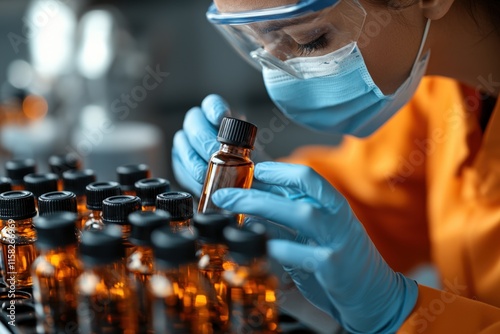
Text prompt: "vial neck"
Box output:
[[41, 244, 78, 256], [219, 143, 251, 158], [9, 218, 34, 228]]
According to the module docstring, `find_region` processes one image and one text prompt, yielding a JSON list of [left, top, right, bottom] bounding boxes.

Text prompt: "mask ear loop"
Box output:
[[411, 18, 432, 72]]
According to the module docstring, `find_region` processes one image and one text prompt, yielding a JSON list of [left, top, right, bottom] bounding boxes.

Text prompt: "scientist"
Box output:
[[172, 0, 500, 332]]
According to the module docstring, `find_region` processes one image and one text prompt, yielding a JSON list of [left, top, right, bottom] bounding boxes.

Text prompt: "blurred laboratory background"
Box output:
[[0, 0, 341, 187]]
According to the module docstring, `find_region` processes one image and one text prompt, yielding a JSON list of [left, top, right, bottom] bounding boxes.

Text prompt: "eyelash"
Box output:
[[296, 34, 328, 56]]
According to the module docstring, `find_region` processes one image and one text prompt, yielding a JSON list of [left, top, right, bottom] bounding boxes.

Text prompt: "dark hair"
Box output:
[[369, 0, 500, 35]]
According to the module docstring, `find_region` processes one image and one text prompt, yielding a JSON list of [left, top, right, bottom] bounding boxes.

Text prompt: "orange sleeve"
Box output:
[[398, 285, 500, 334]]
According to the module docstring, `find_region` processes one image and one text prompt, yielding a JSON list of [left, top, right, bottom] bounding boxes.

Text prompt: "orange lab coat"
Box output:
[[282, 76, 500, 333]]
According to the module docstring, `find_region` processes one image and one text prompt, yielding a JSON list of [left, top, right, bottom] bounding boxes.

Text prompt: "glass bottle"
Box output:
[[198, 117, 257, 225], [76, 225, 138, 333], [0, 190, 38, 287], [156, 191, 193, 232], [48, 153, 82, 191], [128, 210, 170, 334], [101, 195, 141, 259], [149, 227, 213, 334], [38, 191, 80, 241], [194, 213, 236, 333], [135, 178, 170, 211], [117, 164, 151, 196], [83, 181, 121, 231], [32, 212, 82, 333], [223, 224, 280, 333], [23, 173, 59, 209], [62, 169, 96, 232], [5, 158, 36, 190]]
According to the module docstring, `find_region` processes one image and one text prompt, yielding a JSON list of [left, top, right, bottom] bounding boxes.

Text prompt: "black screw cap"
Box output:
[[151, 227, 198, 268], [34, 212, 78, 250], [116, 164, 150, 191], [0, 177, 12, 193], [38, 191, 77, 216], [0, 191, 37, 220], [5, 159, 36, 186], [24, 173, 59, 198], [128, 210, 171, 246], [63, 169, 96, 196], [223, 223, 268, 263], [80, 225, 124, 266], [48, 154, 82, 176], [135, 178, 170, 206], [85, 181, 121, 210], [101, 195, 141, 225], [217, 117, 257, 149], [156, 192, 193, 221], [193, 213, 235, 244]]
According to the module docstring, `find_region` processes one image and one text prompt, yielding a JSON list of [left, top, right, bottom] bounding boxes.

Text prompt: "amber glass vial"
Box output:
[[63, 169, 96, 231], [223, 224, 280, 333], [156, 192, 193, 232], [76, 225, 138, 333], [117, 164, 151, 196], [101, 195, 142, 259], [135, 178, 170, 211], [198, 117, 257, 224], [5, 158, 36, 191], [194, 213, 236, 332], [128, 210, 170, 334], [32, 212, 82, 332], [0, 190, 38, 287], [48, 153, 82, 191], [83, 181, 121, 231], [38, 191, 79, 240], [149, 227, 213, 334]]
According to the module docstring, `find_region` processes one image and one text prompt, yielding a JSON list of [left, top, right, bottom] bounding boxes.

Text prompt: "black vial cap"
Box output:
[[85, 181, 121, 210], [135, 178, 170, 206], [34, 212, 78, 250], [0, 191, 37, 220], [24, 173, 59, 198], [223, 223, 268, 263], [151, 227, 198, 268], [63, 169, 96, 196], [193, 213, 235, 244], [48, 154, 82, 176], [80, 225, 124, 266], [5, 159, 36, 186], [156, 192, 193, 221], [217, 117, 257, 150], [38, 191, 77, 216], [0, 177, 12, 193], [116, 164, 150, 191], [102, 195, 141, 225], [128, 210, 171, 246]]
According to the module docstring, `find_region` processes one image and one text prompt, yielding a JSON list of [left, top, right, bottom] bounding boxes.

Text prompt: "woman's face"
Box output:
[[214, 0, 429, 94]]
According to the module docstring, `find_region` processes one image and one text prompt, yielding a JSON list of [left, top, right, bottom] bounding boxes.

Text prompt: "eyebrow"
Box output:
[[257, 14, 319, 34]]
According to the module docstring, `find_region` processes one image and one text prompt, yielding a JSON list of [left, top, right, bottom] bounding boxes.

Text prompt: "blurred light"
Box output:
[[7, 60, 34, 89], [77, 10, 114, 80], [22, 95, 48, 120]]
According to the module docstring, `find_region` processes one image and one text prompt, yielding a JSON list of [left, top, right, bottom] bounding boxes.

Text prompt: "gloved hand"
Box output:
[[172, 94, 270, 195], [211, 162, 419, 334]]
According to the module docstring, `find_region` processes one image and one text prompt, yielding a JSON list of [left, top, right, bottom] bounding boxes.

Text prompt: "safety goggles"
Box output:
[[207, 0, 367, 79]]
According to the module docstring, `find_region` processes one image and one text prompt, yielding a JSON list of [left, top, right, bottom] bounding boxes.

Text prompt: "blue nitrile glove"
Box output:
[[172, 94, 270, 194], [211, 162, 419, 334]]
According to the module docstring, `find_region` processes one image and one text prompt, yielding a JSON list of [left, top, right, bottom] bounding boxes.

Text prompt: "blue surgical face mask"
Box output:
[[262, 19, 432, 137]]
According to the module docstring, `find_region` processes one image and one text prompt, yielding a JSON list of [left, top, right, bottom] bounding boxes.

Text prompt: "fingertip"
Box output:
[[201, 94, 231, 125]]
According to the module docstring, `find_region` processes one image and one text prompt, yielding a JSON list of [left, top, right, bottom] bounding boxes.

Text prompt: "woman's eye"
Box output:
[[296, 34, 328, 56]]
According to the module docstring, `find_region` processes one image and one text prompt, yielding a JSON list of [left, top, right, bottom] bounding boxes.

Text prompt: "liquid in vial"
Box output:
[[198, 117, 257, 225], [0, 190, 38, 288], [32, 212, 82, 333]]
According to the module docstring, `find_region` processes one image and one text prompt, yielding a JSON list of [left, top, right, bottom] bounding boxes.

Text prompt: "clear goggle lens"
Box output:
[[207, 0, 366, 79]]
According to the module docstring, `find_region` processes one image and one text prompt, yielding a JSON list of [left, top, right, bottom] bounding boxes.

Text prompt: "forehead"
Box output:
[[214, 0, 299, 13]]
